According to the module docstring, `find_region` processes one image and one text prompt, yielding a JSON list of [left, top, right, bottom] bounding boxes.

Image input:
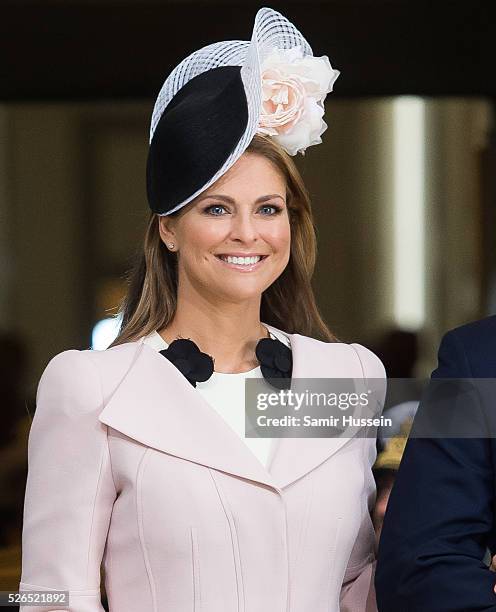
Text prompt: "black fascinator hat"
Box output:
[[146, 7, 340, 216]]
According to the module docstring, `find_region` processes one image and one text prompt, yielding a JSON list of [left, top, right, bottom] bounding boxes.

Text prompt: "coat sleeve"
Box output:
[[340, 343, 386, 612], [19, 349, 117, 612], [375, 330, 496, 612]]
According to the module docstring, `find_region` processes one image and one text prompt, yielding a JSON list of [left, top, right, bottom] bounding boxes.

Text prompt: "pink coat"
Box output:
[[19, 323, 385, 612]]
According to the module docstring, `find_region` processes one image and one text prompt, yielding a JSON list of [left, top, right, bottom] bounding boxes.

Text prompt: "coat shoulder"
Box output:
[[37, 340, 143, 407], [85, 338, 143, 367], [294, 333, 386, 380], [43, 339, 142, 374], [35, 349, 103, 419], [442, 315, 496, 354], [349, 342, 387, 379], [437, 315, 496, 377]]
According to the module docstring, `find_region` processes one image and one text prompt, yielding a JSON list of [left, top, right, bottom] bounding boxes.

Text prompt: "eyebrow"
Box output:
[[197, 194, 285, 204]]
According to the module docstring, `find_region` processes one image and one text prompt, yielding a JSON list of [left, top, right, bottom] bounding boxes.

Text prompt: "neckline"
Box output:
[[143, 323, 290, 376], [204, 365, 261, 377]]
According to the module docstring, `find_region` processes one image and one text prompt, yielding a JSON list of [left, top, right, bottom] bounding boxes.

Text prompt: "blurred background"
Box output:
[[0, 0, 494, 602]]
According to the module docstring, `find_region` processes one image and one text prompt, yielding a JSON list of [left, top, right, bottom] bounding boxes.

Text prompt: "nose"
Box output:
[[228, 209, 259, 244]]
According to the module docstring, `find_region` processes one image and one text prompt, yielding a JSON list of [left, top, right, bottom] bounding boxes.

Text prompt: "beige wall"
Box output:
[[424, 100, 492, 353], [0, 102, 150, 391], [301, 99, 395, 343], [0, 107, 13, 327]]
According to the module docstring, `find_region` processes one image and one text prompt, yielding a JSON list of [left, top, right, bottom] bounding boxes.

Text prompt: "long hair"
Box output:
[[109, 133, 336, 347]]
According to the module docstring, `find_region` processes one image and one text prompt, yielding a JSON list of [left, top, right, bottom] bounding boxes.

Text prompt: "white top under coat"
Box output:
[[142, 325, 291, 468]]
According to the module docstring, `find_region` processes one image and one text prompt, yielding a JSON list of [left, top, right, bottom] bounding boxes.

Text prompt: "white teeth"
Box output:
[[220, 255, 262, 265]]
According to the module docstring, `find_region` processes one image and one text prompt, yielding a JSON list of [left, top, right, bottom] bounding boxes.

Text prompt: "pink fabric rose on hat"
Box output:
[[257, 45, 340, 155]]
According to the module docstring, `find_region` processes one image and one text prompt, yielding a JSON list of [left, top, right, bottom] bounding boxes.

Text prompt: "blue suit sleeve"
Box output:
[[375, 330, 496, 612]]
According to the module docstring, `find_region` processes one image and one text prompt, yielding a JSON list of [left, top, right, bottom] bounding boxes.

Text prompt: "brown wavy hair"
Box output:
[[109, 133, 336, 348]]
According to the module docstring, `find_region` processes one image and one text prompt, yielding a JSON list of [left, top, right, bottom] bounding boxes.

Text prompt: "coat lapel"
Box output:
[[266, 327, 361, 489], [98, 335, 280, 491], [98, 323, 366, 492]]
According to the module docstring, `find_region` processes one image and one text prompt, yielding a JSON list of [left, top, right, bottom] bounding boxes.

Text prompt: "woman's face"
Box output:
[[159, 152, 291, 304]]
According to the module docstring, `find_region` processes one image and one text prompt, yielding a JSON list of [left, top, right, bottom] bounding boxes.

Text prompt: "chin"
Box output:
[[213, 281, 266, 302]]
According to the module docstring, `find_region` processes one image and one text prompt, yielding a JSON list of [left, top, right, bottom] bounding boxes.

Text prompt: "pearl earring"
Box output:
[[168, 243, 175, 250]]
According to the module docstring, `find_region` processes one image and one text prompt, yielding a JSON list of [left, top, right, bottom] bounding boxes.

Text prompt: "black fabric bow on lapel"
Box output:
[[255, 337, 292, 390], [159, 339, 214, 388], [159, 335, 292, 390]]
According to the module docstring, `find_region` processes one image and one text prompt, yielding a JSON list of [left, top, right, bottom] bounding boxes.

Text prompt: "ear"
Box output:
[[158, 214, 177, 247]]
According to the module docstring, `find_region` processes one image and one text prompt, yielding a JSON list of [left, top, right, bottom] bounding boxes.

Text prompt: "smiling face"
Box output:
[[158, 152, 291, 304]]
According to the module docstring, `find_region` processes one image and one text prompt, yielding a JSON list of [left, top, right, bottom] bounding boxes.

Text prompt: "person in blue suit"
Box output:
[[375, 315, 496, 611]]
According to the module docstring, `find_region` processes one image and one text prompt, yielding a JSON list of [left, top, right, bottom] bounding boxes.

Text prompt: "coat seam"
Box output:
[[79, 351, 115, 591], [84, 350, 119, 495], [328, 516, 344, 608], [190, 526, 202, 610], [84, 442, 106, 588], [290, 474, 314, 605], [19, 581, 100, 595], [208, 470, 244, 612], [136, 448, 157, 611], [349, 344, 367, 379], [104, 530, 114, 608]]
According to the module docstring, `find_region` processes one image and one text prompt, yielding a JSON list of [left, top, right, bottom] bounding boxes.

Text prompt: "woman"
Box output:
[[19, 7, 385, 612]]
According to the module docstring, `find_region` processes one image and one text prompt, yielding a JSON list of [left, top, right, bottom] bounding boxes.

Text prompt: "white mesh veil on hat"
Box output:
[[147, 7, 340, 216]]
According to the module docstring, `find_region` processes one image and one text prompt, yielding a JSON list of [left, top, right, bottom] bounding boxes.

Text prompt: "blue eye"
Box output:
[[204, 205, 227, 216], [259, 205, 282, 215]]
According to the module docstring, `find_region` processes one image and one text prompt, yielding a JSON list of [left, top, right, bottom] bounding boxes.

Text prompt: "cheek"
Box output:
[[262, 220, 291, 254], [181, 222, 226, 260]]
